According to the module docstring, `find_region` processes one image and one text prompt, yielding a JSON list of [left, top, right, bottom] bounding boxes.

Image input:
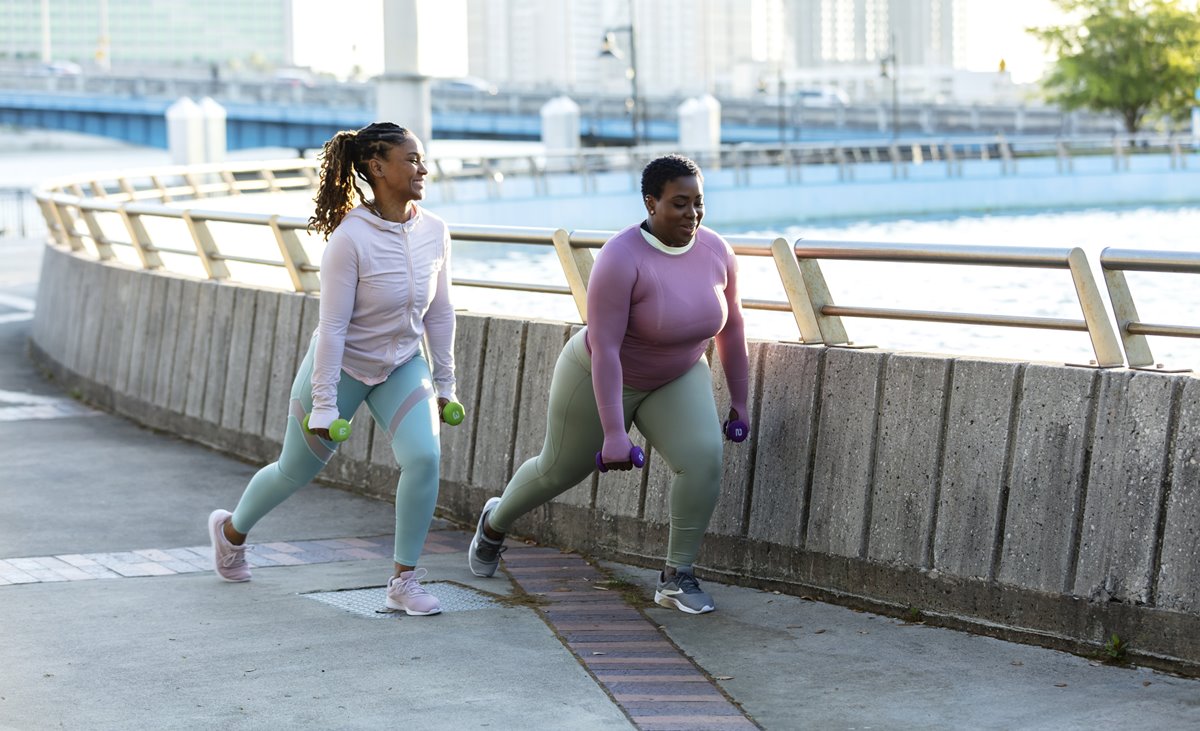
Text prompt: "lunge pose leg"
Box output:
[[468, 155, 749, 614], [206, 122, 457, 617]]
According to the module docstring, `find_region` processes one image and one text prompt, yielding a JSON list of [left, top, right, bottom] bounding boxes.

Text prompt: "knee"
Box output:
[[398, 444, 441, 478], [676, 447, 723, 490]]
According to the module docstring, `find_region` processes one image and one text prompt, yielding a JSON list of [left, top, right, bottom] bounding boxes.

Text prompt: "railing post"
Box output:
[[149, 174, 172, 203], [117, 177, 138, 202], [1065, 247, 1124, 367], [220, 169, 241, 196], [554, 228, 594, 323], [181, 211, 230, 281], [792, 242, 850, 345], [769, 237, 823, 343], [78, 208, 115, 260], [269, 215, 321, 293], [37, 196, 67, 246], [1099, 262, 1155, 368], [432, 160, 456, 202], [53, 200, 86, 252], [260, 168, 281, 194], [117, 205, 164, 269]]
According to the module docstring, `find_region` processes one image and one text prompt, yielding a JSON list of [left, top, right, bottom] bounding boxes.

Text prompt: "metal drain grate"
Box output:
[[304, 582, 499, 617]]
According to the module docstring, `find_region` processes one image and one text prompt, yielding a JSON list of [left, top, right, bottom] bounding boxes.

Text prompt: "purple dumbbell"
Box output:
[[596, 445, 646, 473], [724, 419, 749, 442]]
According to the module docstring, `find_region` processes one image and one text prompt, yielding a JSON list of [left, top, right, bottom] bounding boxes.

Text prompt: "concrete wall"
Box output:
[[31, 244, 1200, 675]]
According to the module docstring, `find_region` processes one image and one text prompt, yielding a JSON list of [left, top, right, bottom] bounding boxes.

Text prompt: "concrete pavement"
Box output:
[[3, 234, 1200, 730]]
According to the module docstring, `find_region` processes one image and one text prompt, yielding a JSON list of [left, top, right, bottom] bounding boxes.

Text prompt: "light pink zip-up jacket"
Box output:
[[308, 204, 455, 430]]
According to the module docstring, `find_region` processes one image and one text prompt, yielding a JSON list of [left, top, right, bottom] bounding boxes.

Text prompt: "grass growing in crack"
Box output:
[[1102, 633, 1129, 664], [591, 576, 654, 607], [901, 606, 925, 624], [494, 586, 550, 610]]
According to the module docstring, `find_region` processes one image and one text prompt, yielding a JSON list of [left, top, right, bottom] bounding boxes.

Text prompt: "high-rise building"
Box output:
[[466, 0, 786, 97], [0, 0, 292, 68], [783, 0, 954, 67]]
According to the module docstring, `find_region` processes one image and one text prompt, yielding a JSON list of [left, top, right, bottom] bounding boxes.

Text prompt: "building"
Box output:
[[0, 0, 292, 69]]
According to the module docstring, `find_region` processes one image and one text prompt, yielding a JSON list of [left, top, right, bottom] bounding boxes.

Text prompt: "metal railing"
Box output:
[[31, 154, 1181, 368], [0, 186, 45, 238], [1100, 248, 1200, 369]]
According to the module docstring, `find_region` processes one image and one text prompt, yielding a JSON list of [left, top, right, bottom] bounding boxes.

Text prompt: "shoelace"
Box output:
[[476, 539, 507, 563], [675, 572, 703, 595], [397, 567, 430, 596], [220, 544, 251, 568]]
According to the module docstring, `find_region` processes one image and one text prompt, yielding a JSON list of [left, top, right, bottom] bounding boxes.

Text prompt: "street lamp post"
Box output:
[[879, 33, 900, 138], [599, 2, 642, 148]]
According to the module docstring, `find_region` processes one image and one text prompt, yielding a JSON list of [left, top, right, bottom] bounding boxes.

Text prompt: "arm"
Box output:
[[423, 226, 457, 402], [586, 243, 637, 463], [309, 232, 358, 430], [713, 243, 750, 423]]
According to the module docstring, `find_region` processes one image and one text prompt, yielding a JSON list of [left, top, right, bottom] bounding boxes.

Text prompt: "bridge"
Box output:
[[21, 143, 1200, 685], [0, 69, 1130, 151]]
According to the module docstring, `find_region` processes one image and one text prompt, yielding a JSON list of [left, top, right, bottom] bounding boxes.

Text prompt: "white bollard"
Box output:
[[198, 97, 227, 165], [677, 94, 721, 156], [166, 97, 205, 166], [540, 96, 581, 167]]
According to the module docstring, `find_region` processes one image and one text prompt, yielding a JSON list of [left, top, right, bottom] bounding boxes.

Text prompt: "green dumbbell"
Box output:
[[442, 401, 466, 426], [302, 413, 352, 442]]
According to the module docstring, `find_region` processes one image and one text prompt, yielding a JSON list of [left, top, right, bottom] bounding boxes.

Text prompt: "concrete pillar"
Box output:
[[198, 97, 227, 165], [540, 96, 581, 153], [376, 0, 432, 144], [166, 97, 204, 166], [677, 94, 721, 155]]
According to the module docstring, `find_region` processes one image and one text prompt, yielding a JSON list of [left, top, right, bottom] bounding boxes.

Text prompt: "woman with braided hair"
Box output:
[[207, 123, 457, 616], [468, 154, 749, 614]]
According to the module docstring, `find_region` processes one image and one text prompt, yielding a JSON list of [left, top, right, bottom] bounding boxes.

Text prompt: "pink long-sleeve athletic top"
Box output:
[[585, 223, 750, 451]]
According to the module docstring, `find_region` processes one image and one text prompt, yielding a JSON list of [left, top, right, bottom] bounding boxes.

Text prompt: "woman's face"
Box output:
[[645, 175, 703, 245], [369, 136, 428, 202]]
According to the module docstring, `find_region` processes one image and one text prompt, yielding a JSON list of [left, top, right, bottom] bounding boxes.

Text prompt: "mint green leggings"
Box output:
[[489, 330, 723, 567], [230, 336, 441, 566]]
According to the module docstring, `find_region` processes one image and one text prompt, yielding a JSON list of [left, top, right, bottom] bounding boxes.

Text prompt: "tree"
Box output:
[[1030, 0, 1200, 133]]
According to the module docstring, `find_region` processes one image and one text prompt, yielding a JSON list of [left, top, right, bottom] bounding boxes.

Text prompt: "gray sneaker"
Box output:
[[654, 566, 715, 614], [468, 497, 506, 577]]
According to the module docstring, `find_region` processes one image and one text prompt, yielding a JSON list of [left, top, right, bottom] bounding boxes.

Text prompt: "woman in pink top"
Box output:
[[469, 155, 750, 614], [206, 123, 456, 616]]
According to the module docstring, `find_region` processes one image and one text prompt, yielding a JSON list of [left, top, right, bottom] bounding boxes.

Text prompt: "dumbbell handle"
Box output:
[[595, 445, 646, 473]]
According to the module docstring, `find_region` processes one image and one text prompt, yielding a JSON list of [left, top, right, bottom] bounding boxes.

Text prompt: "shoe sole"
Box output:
[[207, 510, 250, 583], [468, 497, 503, 578], [384, 601, 443, 616], [654, 590, 714, 614]]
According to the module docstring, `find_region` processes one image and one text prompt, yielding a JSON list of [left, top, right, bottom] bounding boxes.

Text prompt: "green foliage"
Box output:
[[1030, 0, 1200, 132], [1103, 632, 1129, 662]]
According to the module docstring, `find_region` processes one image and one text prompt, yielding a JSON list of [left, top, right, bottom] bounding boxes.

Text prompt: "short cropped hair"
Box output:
[[640, 154, 703, 199]]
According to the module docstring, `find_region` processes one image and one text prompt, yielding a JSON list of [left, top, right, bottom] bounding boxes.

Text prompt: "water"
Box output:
[[3, 132, 1196, 369]]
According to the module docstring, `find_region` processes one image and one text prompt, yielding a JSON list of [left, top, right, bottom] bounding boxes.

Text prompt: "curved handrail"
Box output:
[[35, 152, 1198, 367]]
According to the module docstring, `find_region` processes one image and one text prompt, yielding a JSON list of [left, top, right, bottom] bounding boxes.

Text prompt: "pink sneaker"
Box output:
[[207, 509, 251, 582], [385, 568, 442, 616]]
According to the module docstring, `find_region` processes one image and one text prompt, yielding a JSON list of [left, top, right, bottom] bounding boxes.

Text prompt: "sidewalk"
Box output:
[[3, 234, 1200, 730]]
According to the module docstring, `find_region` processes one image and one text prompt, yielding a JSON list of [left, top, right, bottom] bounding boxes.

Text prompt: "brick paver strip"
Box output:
[[500, 544, 759, 731]]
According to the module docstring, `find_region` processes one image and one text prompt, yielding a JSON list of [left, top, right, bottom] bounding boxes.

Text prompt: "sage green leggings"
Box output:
[[230, 336, 441, 566], [489, 330, 723, 567]]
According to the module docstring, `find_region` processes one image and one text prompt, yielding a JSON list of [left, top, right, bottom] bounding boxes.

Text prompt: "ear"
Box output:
[[644, 195, 656, 215]]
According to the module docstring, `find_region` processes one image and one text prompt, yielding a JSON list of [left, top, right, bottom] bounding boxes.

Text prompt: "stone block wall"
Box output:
[[30, 244, 1200, 674]]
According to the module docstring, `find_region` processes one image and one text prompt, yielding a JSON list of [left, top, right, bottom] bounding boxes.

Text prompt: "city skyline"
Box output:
[[2, 0, 1065, 90]]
